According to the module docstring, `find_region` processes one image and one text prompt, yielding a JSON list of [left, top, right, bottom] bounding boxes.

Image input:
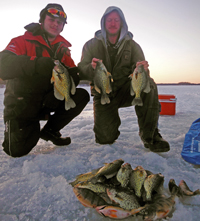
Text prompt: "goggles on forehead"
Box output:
[[47, 8, 67, 19]]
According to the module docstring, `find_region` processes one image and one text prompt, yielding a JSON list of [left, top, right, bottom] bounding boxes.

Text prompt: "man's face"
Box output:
[[105, 11, 121, 36], [43, 15, 64, 40]]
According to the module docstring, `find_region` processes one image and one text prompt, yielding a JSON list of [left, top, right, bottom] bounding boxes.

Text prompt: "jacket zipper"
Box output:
[[42, 34, 61, 60]]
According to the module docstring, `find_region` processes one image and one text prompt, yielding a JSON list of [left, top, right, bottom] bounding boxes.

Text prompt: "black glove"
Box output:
[[43, 90, 60, 110], [36, 57, 55, 77], [67, 66, 79, 75], [66, 66, 80, 86]]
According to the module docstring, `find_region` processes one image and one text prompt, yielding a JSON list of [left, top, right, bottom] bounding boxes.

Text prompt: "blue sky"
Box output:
[[1, 0, 200, 83]]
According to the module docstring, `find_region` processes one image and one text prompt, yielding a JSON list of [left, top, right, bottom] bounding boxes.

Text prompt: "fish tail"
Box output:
[[131, 98, 143, 106], [193, 189, 200, 195], [65, 98, 76, 110], [101, 94, 110, 105], [131, 206, 146, 215]]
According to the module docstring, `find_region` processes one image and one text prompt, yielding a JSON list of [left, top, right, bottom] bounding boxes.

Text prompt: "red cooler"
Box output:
[[158, 94, 177, 115]]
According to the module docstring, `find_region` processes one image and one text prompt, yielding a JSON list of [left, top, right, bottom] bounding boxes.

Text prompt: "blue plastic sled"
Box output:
[[181, 118, 200, 165]]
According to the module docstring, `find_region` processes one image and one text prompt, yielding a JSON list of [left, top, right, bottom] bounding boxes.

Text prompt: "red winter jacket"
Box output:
[[0, 23, 78, 121]]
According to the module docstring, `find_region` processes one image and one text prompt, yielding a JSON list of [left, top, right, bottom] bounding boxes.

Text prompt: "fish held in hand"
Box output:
[[129, 64, 151, 106], [94, 60, 113, 105], [96, 205, 145, 219], [51, 60, 76, 110]]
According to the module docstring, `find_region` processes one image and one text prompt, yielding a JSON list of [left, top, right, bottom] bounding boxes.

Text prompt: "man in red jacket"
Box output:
[[0, 4, 90, 157]]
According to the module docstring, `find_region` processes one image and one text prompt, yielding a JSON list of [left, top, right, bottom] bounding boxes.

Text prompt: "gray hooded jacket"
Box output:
[[78, 6, 145, 93]]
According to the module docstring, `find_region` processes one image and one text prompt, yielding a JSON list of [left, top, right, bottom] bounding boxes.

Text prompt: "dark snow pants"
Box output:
[[2, 88, 90, 157], [93, 79, 160, 144]]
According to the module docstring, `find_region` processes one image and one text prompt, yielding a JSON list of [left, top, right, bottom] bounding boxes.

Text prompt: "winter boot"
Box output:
[[140, 129, 170, 152], [40, 127, 71, 146]]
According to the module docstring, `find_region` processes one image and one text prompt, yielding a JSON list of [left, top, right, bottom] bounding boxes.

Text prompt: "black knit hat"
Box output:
[[39, 3, 67, 24]]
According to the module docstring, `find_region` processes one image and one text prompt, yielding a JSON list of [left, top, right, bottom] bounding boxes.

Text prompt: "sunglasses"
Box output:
[[47, 8, 67, 19]]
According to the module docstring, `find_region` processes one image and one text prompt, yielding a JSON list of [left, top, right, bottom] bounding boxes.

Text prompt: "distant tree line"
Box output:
[[157, 82, 200, 85]]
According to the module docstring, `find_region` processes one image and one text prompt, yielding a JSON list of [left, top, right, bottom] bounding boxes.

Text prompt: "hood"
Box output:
[[100, 6, 129, 47]]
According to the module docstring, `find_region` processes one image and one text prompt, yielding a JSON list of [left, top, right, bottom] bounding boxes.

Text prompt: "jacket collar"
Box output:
[[95, 30, 133, 49], [24, 23, 71, 48]]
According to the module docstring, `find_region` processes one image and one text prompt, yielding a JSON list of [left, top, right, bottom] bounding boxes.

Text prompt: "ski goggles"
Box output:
[[47, 8, 67, 19]]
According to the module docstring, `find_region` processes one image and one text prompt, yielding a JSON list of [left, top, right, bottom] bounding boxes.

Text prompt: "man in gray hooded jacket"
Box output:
[[78, 6, 170, 152]]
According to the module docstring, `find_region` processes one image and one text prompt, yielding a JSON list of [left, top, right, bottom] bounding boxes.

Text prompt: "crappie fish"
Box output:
[[129, 166, 147, 198], [143, 173, 164, 202], [116, 163, 132, 188], [106, 187, 141, 210], [129, 64, 151, 106], [94, 60, 113, 105], [75, 181, 107, 194], [51, 60, 76, 110], [90, 159, 124, 184], [179, 180, 200, 196], [69, 167, 102, 187], [73, 187, 106, 208], [96, 205, 145, 219]]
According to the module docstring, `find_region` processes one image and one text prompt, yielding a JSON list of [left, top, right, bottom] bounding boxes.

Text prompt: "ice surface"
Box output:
[[0, 85, 200, 221]]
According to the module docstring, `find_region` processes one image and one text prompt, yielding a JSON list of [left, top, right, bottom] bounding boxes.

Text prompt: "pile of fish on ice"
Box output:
[[70, 159, 200, 220]]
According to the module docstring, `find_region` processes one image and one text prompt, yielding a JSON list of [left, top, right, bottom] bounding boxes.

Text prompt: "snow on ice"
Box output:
[[0, 85, 200, 221]]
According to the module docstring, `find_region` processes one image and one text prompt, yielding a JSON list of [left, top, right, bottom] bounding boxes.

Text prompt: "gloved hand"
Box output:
[[67, 66, 80, 86], [67, 66, 79, 75], [43, 90, 60, 109], [36, 57, 55, 77]]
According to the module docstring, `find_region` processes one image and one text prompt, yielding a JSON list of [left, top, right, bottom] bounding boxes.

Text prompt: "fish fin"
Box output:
[[74, 173, 87, 180], [129, 73, 133, 78], [69, 180, 78, 187], [193, 189, 200, 195], [70, 76, 76, 95], [101, 94, 110, 105], [143, 81, 151, 93], [54, 87, 64, 100], [179, 180, 193, 195], [94, 85, 101, 94], [65, 98, 76, 110], [107, 72, 114, 82], [106, 80, 112, 94], [131, 206, 146, 215], [109, 210, 118, 218], [156, 210, 170, 219], [132, 98, 143, 106], [91, 167, 102, 175], [130, 85, 135, 96], [51, 75, 55, 84]]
